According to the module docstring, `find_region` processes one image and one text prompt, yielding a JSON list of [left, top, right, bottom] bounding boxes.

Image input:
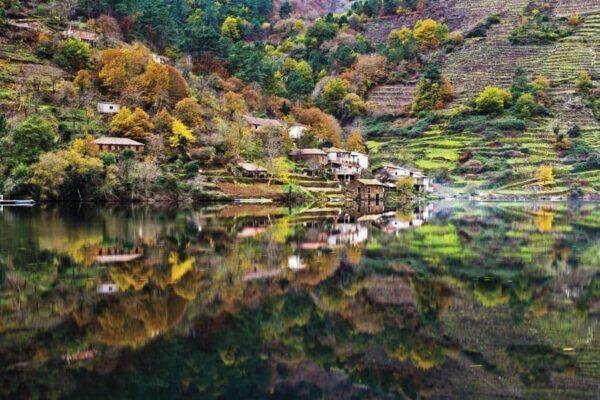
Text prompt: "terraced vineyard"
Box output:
[[365, 1, 600, 196], [367, 83, 417, 116]]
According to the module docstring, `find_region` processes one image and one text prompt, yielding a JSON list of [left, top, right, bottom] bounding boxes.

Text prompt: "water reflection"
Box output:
[[0, 202, 598, 399]]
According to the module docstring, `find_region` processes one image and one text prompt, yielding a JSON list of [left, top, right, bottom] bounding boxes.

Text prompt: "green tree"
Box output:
[[12, 115, 58, 164], [279, 1, 292, 18], [319, 78, 349, 116], [413, 19, 449, 49], [222, 16, 243, 41], [53, 39, 92, 72], [475, 86, 511, 114], [305, 19, 338, 47]]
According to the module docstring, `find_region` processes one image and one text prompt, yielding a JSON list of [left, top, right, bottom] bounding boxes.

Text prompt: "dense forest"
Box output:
[[0, 0, 599, 202]]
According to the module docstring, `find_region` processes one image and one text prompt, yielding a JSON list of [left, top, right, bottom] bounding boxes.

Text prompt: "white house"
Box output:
[[289, 125, 307, 140], [375, 164, 431, 192], [96, 283, 119, 294], [351, 151, 369, 170], [97, 102, 121, 114], [151, 53, 169, 64]]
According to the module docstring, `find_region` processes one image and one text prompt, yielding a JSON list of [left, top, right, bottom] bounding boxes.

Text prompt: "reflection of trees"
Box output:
[[1, 203, 599, 399]]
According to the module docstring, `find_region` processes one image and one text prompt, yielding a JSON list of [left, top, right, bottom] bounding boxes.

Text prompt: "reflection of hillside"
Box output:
[[1, 203, 599, 399]]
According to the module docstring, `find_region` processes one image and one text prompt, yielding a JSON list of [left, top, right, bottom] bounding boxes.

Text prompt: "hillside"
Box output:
[[0, 0, 598, 203]]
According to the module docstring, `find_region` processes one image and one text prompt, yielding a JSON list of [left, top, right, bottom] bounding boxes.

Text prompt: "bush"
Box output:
[[572, 153, 600, 172], [413, 19, 449, 49], [567, 124, 581, 138], [513, 93, 536, 117], [475, 86, 511, 114], [53, 39, 92, 72], [492, 117, 526, 131], [102, 153, 117, 166]]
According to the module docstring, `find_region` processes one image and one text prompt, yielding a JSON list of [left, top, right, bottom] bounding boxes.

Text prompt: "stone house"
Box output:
[[375, 164, 431, 192], [243, 115, 285, 131], [353, 179, 386, 204], [289, 148, 328, 174], [235, 162, 269, 178], [94, 137, 144, 153]]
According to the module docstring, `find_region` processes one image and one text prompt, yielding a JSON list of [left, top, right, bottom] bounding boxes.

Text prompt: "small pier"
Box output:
[[0, 195, 35, 206]]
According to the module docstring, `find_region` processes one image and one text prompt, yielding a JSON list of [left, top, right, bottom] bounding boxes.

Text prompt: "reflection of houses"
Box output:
[[293, 221, 369, 250], [327, 223, 368, 247], [95, 246, 143, 264], [94, 137, 145, 153], [288, 255, 307, 270], [358, 200, 385, 216], [243, 115, 285, 131], [375, 164, 431, 192], [97, 101, 121, 114], [377, 205, 434, 233], [235, 162, 269, 178]]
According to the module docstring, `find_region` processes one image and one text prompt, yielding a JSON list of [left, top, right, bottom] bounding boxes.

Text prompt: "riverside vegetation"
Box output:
[[1, 0, 599, 203]]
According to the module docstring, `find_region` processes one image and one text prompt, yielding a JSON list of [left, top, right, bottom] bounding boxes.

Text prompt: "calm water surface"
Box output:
[[0, 202, 598, 399]]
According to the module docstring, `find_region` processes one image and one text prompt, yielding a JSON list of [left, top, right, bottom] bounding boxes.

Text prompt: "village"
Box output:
[[91, 109, 432, 210]]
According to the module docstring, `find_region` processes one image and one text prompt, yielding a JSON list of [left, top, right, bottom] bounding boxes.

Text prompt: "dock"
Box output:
[[0, 196, 35, 206]]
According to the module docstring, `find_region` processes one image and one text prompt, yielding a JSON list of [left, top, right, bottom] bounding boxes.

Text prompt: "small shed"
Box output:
[[96, 283, 119, 294], [354, 179, 385, 203], [97, 102, 121, 114], [243, 115, 285, 131], [94, 137, 145, 153], [236, 162, 269, 178]]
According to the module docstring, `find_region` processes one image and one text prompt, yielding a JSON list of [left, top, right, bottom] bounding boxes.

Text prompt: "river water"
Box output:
[[0, 202, 598, 399]]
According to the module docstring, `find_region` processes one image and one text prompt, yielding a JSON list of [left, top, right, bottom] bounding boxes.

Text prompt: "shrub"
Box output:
[[475, 86, 510, 114], [514, 93, 536, 117], [567, 14, 583, 27], [53, 39, 92, 72], [102, 153, 117, 166], [413, 19, 449, 49], [492, 117, 526, 131], [567, 124, 581, 138], [576, 71, 593, 93]]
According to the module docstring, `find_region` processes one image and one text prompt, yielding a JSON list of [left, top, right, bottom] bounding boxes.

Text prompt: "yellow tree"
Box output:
[[99, 45, 149, 92], [221, 16, 243, 41], [346, 129, 365, 152], [135, 61, 170, 108], [169, 118, 196, 149], [223, 91, 247, 118], [110, 107, 154, 141], [413, 19, 449, 49], [537, 165, 554, 184], [174, 97, 204, 130]]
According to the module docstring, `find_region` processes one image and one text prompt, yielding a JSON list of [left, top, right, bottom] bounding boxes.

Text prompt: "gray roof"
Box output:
[[290, 148, 327, 156], [357, 179, 384, 186], [94, 137, 144, 146], [237, 162, 268, 172], [243, 115, 284, 128]]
